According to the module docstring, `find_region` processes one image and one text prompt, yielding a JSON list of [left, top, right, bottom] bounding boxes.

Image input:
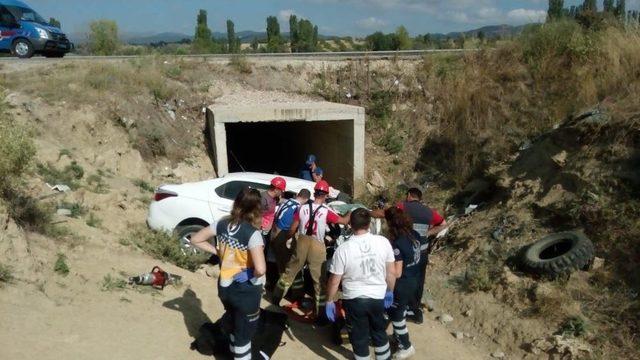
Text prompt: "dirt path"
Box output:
[[0, 241, 488, 360]]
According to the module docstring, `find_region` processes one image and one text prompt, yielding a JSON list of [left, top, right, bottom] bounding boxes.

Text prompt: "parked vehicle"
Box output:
[[0, 0, 72, 58], [148, 172, 326, 256]]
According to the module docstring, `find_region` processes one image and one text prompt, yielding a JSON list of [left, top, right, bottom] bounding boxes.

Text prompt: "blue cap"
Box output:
[[314, 167, 324, 176], [306, 154, 317, 165]]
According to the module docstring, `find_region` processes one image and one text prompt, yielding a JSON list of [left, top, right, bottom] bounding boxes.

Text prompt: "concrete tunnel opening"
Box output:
[[207, 102, 366, 197]]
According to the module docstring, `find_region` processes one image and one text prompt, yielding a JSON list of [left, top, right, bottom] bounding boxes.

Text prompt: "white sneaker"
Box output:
[[393, 346, 416, 359]]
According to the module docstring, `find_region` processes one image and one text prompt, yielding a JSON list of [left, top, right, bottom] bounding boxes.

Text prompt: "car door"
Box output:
[[209, 180, 270, 221], [0, 6, 17, 51]]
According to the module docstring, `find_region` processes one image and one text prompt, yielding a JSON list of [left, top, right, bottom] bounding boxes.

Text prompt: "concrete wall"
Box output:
[[206, 102, 365, 196]]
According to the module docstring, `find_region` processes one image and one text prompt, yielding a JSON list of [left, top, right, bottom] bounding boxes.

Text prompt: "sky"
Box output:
[[24, 0, 640, 37]]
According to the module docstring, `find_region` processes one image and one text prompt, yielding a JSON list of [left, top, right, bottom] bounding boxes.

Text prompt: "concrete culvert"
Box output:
[[520, 231, 595, 278], [206, 102, 365, 197]]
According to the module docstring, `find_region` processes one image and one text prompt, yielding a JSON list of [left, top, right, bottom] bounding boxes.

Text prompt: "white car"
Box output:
[[147, 172, 337, 255]]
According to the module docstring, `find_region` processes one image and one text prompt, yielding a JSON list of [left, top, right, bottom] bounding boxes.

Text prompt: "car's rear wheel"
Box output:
[[12, 39, 34, 59], [175, 224, 206, 257]]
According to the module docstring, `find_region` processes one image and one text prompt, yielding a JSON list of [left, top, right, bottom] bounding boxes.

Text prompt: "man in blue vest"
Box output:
[[300, 154, 318, 181]]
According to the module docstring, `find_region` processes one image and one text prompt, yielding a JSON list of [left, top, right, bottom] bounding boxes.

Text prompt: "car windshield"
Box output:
[[6, 6, 48, 25]]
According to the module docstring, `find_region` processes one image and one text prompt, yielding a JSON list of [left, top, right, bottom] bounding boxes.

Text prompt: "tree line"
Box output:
[[548, 0, 639, 24]]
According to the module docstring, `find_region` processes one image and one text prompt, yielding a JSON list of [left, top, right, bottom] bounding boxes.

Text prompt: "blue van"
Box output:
[[0, 0, 72, 58]]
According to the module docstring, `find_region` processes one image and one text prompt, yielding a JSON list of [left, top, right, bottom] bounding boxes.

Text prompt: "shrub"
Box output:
[[88, 20, 119, 56], [0, 262, 13, 285], [133, 179, 155, 193], [36, 162, 83, 189], [54, 253, 70, 276], [461, 261, 500, 292], [101, 274, 127, 291], [557, 316, 589, 337], [86, 173, 110, 194], [128, 226, 209, 272], [229, 56, 253, 74], [0, 104, 35, 191], [58, 201, 87, 218], [86, 213, 102, 228]]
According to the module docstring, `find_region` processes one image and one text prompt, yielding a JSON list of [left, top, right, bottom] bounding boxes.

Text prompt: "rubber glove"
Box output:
[[325, 302, 337, 322], [384, 291, 394, 309], [233, 269, 254, 283]]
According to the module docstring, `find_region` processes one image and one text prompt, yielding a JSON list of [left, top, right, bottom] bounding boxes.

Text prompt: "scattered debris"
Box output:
[[452, 331, 464, 340], [46, 183, 71, 193], [464, 204, 478, 215], [118, 116, 136, 129], [501, 266, 521, 286], [369, 170, 386, 189], [528, 335, 592, 358], [591, 257, 605, 270], [519, 140, 532, 151], [491, 351, 505, 358], [438, 313, 454, 324], [56, 208, 72, 217], [463, 310, 473, 317], [128, 266, 182, 290], [425, 298, 436, 312], [552, 150, 568, 167]]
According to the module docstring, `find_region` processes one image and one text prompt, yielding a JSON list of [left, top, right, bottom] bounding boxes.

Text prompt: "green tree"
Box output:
[[366, 32, 393, 51], [603, 0, 615, 13], [568, 5, 579, 18], [582, 0, 597, 12], [226, 19, 239, 53], [296, 19, 315, 52], [266, 16, 282, 53], [289, 15, 298, 52], [313, 25, 319, 50], [477, 30, 485, 44], [615, 0, 626, 20], [393, 26, 412, 50], [193, 10, 213, 53], [250, 37, 259, 51], [88, 20, 119, 55], [548, 0, 565, 20], [49, 17, 61, 28], [454, 34, 465, 49]]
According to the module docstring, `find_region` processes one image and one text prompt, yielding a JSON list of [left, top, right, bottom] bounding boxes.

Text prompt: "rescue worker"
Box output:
[[325, 208, 396, 360], [300, 154, 318, 181], [384, 207, 421, 359], [371, 187, 447, 323], [272, 180, 350, 323], [263, 176, 287, 291], [191, 187, 266, 360], [270, 189, 311, 302]]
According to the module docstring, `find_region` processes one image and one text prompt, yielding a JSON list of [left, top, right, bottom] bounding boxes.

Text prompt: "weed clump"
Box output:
[[128, 226, 209, 272], [86, 212, 102, 228], [229, 56, 253, 74], [101, 274, 127, 291], [0, 263, 14, 285], [54, 253, 70, 276], [461, 261, 501, 293], [133, 179, 155, 193], [557, 316, 589, 338]]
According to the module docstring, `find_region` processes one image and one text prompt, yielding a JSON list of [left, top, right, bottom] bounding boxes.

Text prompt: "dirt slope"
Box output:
[[0, 62, 492, 360]]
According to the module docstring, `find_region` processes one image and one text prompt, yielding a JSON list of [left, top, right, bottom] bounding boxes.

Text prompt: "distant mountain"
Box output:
[[428, 24, 528, 40], [128, 32, 192, 45]]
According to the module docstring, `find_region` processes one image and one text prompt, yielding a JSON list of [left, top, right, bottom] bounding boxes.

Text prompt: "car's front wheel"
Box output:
[[175, 224, 206, 257], [12, 39, 34, 59]]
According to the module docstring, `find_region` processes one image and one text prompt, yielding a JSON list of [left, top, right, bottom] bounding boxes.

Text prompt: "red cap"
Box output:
[[314, 180, 330, 194], [271, 177, 287, 191]]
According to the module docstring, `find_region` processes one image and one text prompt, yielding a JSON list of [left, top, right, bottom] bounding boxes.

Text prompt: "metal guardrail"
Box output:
[[0, 49, 479, 61]]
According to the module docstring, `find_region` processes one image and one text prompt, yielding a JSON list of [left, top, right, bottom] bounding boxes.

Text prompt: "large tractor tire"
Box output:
[[521, 231, 595, 278]]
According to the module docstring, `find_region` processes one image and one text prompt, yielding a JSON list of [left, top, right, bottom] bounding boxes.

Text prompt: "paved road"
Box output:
[[0, 49, 478, 62]]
